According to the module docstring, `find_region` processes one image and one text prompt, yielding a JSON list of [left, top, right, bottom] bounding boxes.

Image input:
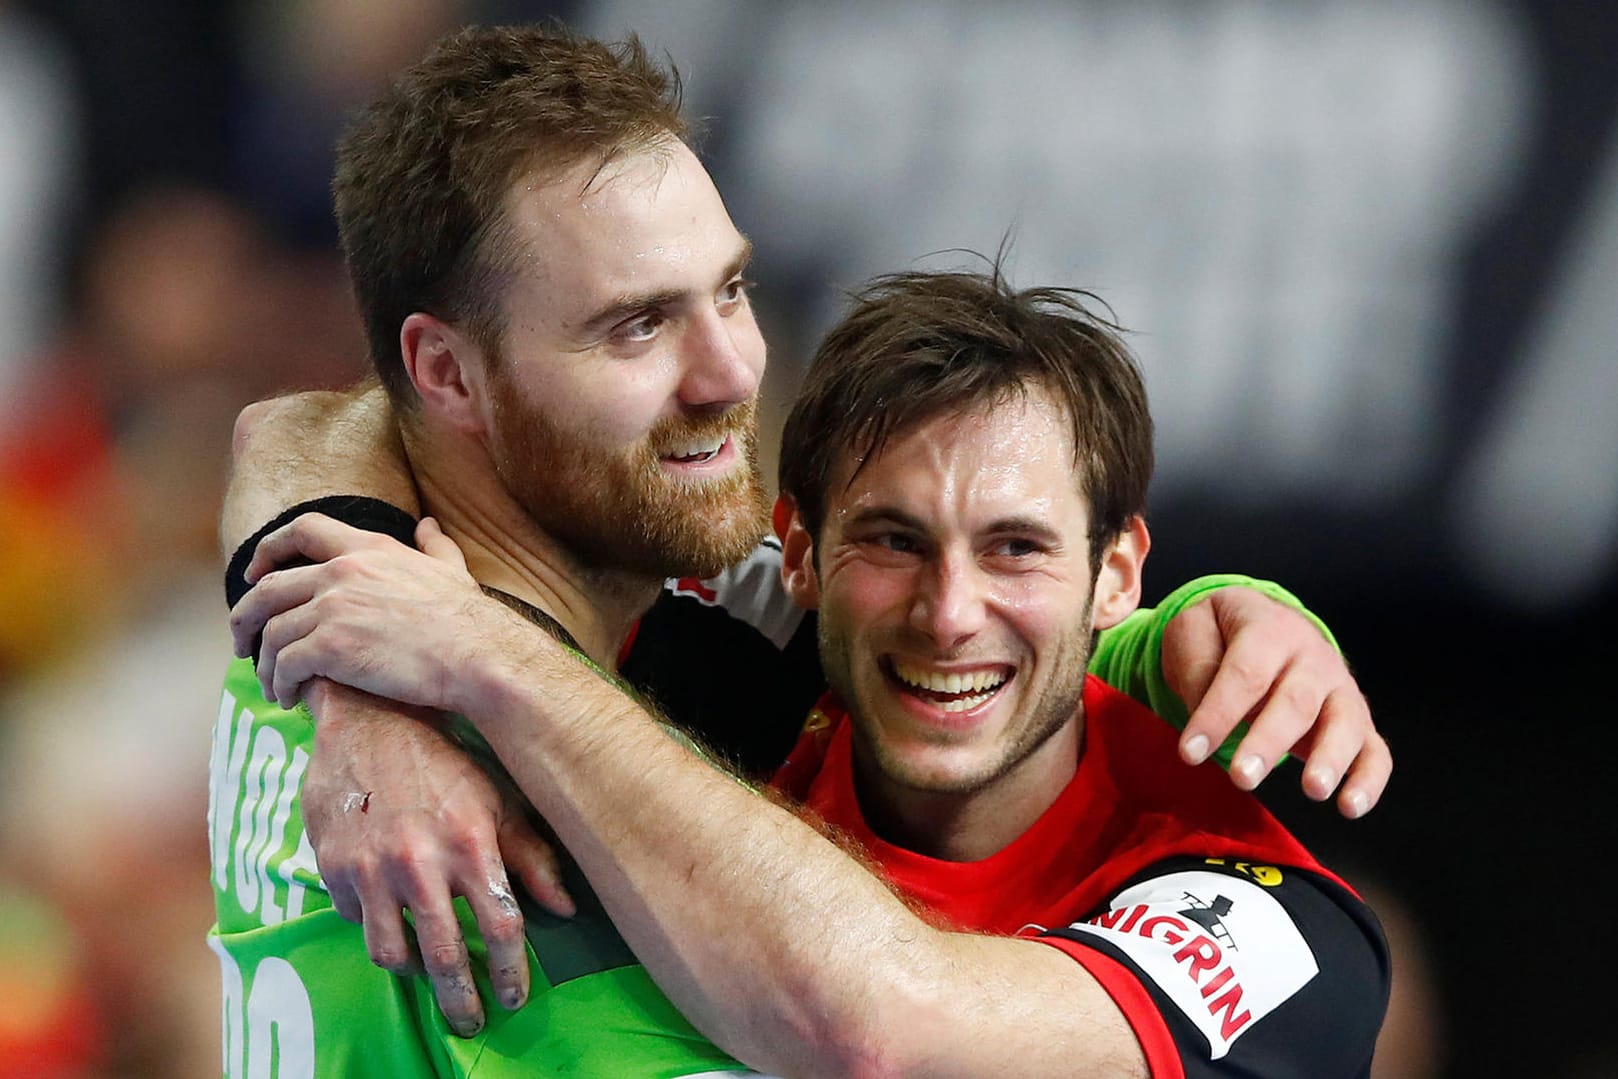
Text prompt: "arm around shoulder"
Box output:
[[1090, 574, 1330, 749], [220, 382, 419, 556]]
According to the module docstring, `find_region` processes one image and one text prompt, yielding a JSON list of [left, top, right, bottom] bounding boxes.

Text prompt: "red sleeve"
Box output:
[[1036, 936, 1186, 1079]]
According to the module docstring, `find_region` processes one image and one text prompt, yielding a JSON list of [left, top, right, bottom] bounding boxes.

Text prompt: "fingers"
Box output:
[[230, 563, 319, 660], [1164, 588, 1392, 818], [1222, 666, 1328, 791], [1161, 599, 1223, 729], [1292, 687, 1374, 803], [300, 689, 528, 1032], [1337, 728, 1392, 819], [253, 600, 324, 707], [327, 871, 365, 924], [345, 869, 519, 1033], [232, 560, 352, 707], [358, 879, 423, 980], [499, 816, 575, 919], [463, 865, 530, 1012], [1179, 651, 1281, 768], [245, 512, 376, 585], [327, 814, 489, 1038], [1276, 681, 1388, 818], [408, 893, 486, 1038]]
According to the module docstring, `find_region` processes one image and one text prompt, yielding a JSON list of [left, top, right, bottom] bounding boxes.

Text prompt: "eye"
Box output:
[[989, 536, 1048, 562], [867, 531, 930, 560], [617, 309, 667, 343], [716, 276, 754, 312]]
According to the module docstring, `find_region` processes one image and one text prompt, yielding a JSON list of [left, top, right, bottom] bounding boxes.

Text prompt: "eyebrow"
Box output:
[[844, 506, 928, 533], [845, 507, 1064, 545], [576, 235, 754, 338], [982, 516, 1065, 546]]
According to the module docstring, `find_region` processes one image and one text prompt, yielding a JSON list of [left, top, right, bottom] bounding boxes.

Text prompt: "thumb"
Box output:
[[415, 516, 471, 574]]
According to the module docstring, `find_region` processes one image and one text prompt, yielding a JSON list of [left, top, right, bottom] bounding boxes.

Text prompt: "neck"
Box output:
[[405, 426, 662, 670], [852, 715, 1083, 862]]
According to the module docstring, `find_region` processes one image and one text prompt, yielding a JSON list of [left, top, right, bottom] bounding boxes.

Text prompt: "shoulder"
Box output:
[[1083, 676, 1331, 871], [622, 540, 824, 775], [1038, 855, 1388, 1077], [658, 537, 806, 649]]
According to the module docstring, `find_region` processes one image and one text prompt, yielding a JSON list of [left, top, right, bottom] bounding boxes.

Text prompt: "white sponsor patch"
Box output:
[[1060, 870, 1316, 1059]]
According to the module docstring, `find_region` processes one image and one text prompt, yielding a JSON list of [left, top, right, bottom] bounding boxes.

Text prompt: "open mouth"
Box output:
[[886, 658, 1013, 713], [660, 435, 728, 465]]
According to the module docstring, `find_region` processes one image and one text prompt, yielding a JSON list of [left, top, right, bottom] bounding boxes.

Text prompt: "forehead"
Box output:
[[831, 389, 1086, 525], [500, 142, 743, 327]]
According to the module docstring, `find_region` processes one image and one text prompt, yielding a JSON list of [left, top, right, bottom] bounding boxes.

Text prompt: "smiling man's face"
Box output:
[[815, 391, 1094, 793], [801, 386, 1145, 842], [484, 140, 771, 579]]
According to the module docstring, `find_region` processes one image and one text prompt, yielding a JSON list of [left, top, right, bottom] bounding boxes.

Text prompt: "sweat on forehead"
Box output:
[[778, 267, 1154, 551]]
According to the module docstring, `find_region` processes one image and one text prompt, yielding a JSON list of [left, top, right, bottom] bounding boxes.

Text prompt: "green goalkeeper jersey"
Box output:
[[208, 657, 762, 1078]]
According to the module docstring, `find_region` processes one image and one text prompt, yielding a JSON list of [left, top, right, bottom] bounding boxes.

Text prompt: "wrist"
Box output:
[[225, 496, 418, 609], [1163, 574, 1338, 652], [453, 602, 561, 729]]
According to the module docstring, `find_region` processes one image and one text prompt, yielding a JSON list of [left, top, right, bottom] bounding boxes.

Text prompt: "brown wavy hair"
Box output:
[[779, 265, 1153, 567]]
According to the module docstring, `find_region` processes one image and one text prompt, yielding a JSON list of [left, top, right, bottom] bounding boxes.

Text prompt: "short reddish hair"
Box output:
[[333, 24, 689, 406]]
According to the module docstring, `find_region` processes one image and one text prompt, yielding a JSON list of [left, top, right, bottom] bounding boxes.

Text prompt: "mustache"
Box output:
[[645, 399, 758, 452]]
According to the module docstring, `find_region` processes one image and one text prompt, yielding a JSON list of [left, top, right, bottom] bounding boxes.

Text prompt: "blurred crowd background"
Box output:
[[0, 1, 1612, 1076]]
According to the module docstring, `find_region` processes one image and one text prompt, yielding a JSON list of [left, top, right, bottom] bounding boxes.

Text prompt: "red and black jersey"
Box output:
[[621, 538, 824, 776], [772, 675, 1389, 1078]]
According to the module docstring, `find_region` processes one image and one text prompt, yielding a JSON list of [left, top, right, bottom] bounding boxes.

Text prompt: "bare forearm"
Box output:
[[220, 383, 418, 555], [461, 635, 1143, 1077], [471, 647, 928, 1074]]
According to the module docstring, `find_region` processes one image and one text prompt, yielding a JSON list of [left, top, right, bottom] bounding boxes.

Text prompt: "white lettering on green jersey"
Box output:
[[208, 657, 765, 1077]]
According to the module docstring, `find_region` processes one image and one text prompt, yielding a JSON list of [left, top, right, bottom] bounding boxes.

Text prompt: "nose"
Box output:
[[678, 305, 764, 412], [908, 549, 989, 649]]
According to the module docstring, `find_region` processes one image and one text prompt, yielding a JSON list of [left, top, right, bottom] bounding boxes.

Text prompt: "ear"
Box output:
[[777, 496, 821, 611], [400, 312, 489, 436], [1090, 515, 1150, 630]]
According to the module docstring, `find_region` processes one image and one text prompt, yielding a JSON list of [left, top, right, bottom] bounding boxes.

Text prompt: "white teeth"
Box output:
[[663, 438, 724, 460], [939, 691, 994, 713], [892, 661, 1007, 695]]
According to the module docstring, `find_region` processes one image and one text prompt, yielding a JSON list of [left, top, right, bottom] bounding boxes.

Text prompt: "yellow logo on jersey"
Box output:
[[1204, 858, 1283, 887]]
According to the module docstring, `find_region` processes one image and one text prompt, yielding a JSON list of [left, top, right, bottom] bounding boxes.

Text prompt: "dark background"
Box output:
[[0, 1, 1611, 1074]]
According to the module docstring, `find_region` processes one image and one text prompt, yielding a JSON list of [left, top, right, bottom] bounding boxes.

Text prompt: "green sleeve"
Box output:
[[1087, 574, 1339, 769]]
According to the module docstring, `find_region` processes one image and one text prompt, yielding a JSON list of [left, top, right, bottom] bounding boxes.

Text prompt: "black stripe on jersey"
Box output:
[[1043, 856, 1389, 1079], [621, 592, 824, 777]]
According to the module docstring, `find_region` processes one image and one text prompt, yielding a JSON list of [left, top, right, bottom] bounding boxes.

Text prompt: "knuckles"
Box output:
[[422, 941, 472, 977], [370, 945, 415, 973], [479, 904, 524, 945], [1273, 677, 1324, 726], [1217, 655, 1267, 695]]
